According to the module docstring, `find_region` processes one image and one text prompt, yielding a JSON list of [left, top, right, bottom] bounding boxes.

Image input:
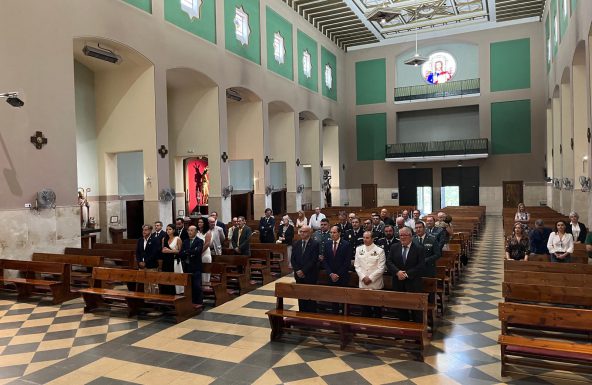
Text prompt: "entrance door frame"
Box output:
[[361, 184, 377, 209]]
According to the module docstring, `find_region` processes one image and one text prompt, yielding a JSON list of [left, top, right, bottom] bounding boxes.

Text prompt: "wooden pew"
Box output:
[[94, 242, 136, 251], [248, 249, 273, 285], [0, 259, 77, 304], [31, 253, 103, 287], [504, 260, 592, 274], [250, 243, 291, 276], [65, 247, 135, 268], [316, 270, 439, 332], [527, 253, 588, 264], [79, 267, 198, 323], [267, 282, 429, 360], [498, 302, 592, 378], [202, 262, 229, 307], [504, 270, 592, 286], [502, 282, 592, 307], [212, 255, 251, 294]]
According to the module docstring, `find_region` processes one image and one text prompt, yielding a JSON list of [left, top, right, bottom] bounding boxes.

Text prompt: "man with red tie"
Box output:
[[322, 226, 352, 314]]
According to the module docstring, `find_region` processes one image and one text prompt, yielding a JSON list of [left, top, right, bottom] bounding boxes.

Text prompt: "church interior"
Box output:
[[1, 0, 591, 383]]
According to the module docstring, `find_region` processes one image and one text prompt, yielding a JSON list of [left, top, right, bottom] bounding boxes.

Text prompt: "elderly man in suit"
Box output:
[[291, 225, 320, 312], [179, 225, 204, 305], [425, 215, 444, 250], [414, 221, 440, 278], [354, 231, 386, 318], [387, 226, 425, 322], [322, 226, 351, 314], [232, 216, 252, 256]]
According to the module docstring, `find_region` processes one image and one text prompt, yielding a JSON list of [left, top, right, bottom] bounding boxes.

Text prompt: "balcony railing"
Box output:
[[386, 138, 489, 162], [394, 78, 480, 103]]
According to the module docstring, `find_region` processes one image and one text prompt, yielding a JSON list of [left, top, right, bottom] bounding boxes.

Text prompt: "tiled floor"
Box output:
[[0, 216, 587, 384]]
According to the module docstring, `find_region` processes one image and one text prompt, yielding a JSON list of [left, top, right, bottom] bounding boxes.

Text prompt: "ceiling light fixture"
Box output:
[[83, 44, 122, 64], [366, 6, 400, 25], [0, 92, 24, 107], [404, 30, 427, 66]]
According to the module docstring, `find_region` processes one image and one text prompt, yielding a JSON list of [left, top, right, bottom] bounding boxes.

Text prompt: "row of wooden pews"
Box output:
[[499, 260, 592, 379]]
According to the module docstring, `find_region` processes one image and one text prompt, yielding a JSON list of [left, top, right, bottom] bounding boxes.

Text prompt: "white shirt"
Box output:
[[354, 244, 385, 290], [296, 217, 308, 228], [547, 232, 574, 254], [309, 213, 326, 230], [404, 218, 415, 228], [209, 225, 226, 255], [570, 223, 581, 241]]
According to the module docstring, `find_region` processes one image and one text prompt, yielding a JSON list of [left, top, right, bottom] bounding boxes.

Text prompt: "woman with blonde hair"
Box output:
[[296, 210, 307, 229]]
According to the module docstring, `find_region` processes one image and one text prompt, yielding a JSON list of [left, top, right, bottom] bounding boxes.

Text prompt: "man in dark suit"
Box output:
[[136, 224, 162, 293], [291, 225, 320, 312], [334, 212, 352, 233], [386, 227, 425, 322], [258, 208, 275, 243], [425, 215, 444, 250], [414, 221, 440, 278], [179, 225, 204, 305], [232, 216, 252, 256], [322, 226, 351, 314], [211, 211, 227, 238], [136, 224, 161, 270], [176, 217, 189, 242]]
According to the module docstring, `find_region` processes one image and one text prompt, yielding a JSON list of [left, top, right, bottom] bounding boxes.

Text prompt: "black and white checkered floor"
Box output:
[[0, 216, 584, 384]]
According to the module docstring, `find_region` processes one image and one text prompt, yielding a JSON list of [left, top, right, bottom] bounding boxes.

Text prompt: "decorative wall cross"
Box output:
[[30, 131, 47, 150], [158, 145, 168, 158]]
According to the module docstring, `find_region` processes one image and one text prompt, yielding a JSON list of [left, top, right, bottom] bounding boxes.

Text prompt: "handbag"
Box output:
[[173, 259, 185, 295]]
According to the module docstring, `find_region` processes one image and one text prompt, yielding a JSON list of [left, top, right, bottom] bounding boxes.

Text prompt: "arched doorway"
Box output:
[[299, 111, 321, 210], [268, 101, 296, 214], [322, 118, 340, 207]]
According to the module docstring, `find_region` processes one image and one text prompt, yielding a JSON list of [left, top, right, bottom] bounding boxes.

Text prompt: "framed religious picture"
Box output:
[[110, 216, 119, 224], [177, 210, 185, 217], [422, 51, 457, 85], [184, 157, 209, 215]]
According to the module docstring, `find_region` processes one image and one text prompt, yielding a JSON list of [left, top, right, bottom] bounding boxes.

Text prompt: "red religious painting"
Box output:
[[184, 157, 209, 214]]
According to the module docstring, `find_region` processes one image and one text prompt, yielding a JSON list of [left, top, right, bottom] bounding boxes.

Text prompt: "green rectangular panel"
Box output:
[[572, 0, 577, 15], [164, 0, 216, 44], [355, 59, 386, 105], [490, 38, 531, 92], [266, 7, 293, 80], [225, 0, 261, 65], [356, 113, 387, 161], [552, 0, 558, 56], [491, 100, 531, 155], [297, 30, 318, 92], [321, 47, 337, 101], [122, 0, 152, 13], [560, 0, 569, 38]]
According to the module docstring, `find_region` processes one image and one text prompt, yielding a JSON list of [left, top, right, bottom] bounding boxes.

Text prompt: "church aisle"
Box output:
[[2, 216, 577, 385]]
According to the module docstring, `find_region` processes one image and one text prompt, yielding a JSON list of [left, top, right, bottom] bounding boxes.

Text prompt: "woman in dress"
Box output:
[[566, 211, 587, 244], [161, 224, 181, 294], [196, 217, 212, 284], [514, 203, 530, 223], [296, 210, 308, 230], [505, 222, 530, 261], [547, 220, 574, 263]]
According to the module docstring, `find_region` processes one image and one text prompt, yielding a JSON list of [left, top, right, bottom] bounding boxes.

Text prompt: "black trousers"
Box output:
[[183, 261, 202, 304], [295, 278, 317, 313], [159, 255, 176, 295]]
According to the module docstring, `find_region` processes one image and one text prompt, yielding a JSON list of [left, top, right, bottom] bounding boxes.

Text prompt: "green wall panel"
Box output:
[[265, 7, 293, 80], [572, 0, 577, 15], [491, 100, 531, 155], [122, 0, 152, 13], [297, 30, 318, 92], [225, 0, 260, 65], [560, 0, 569, 39], [490, 38, 531, 92], [321, 47, 337, 101], [164, 0, 216, 44], [356, 113, 387, 161], [552, 0, 558, 56], [355, 59, 386, 105]]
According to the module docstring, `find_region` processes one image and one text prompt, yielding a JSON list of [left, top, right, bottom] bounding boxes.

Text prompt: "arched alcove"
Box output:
[[552, 86, 561, 211], [572, 41, 589, 215], [268, 101, 296, 214], [226, 87, 263, 219], [560, 68, 573, 214], [73, 37, 155, 240], [322, 118, 340, 207], [166, 67, 220, 218], [299, 111, 321, 209]]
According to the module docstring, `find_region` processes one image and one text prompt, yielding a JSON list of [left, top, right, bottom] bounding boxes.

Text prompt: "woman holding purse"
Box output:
[[162, 224, 183, 294]]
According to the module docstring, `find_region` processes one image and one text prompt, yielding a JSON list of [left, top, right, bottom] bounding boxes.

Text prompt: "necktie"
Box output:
[[238, 228, 243, 241], [402, 246, 408, 264], [302, 240, 307, 251], [333, 241, 337, 255], [420, 237, 424, 245]]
